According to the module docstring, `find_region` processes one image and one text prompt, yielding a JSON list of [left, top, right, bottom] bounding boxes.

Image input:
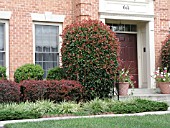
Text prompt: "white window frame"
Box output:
[[0, 20, 9, 79], [33, 22, 63, 71]]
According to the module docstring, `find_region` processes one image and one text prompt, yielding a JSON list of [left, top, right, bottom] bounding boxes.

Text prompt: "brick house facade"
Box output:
[[0, 0, 169, 89]]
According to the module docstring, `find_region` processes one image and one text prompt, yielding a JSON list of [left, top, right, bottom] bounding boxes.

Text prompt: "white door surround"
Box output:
[[99, 0, 155, 89]]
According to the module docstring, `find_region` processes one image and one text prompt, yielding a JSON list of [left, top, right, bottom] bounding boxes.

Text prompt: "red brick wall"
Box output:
[[154, 0, 169, 67], [1, 0, 169, 79], [73, 0, 99, 21], [0, 0, 99, 80]]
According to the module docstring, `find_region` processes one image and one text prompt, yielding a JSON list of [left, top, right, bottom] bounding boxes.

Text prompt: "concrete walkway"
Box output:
[[0, 107, 170, 127]]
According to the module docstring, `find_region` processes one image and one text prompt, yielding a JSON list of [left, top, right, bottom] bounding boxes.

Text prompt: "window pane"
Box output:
[[0, 52, 5, 66], [0, 24, 4, 51], [35, 53, 43, 61], [125, 24, 130, 31], [35, 24, 59, 78], [131, 25, 137, 32]]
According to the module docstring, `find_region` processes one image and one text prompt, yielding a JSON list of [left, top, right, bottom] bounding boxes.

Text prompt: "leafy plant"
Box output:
[[0, 80, 20, 103], [118, 68, 134, 87], [61, 19, 120, 99], [82, 98, 109, 114], [0, 66, 6, 80], [152, 67, 170, 82], [56, 101, 81, 114], [45, 80, 84, 102], [47, 67, 65, 80], [0, 109, 41, 121], [19, 80, 83, 102], [161, 35, 170, 71], [14, 64, 44, 83], [20, 80, 48, 102]]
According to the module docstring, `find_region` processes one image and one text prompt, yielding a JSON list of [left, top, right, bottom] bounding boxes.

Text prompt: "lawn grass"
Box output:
[[5, 114, 170, 128]]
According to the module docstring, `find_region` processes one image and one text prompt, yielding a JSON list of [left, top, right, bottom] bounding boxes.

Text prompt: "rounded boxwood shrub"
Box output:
[[46, 67, 65, 80], [14, 64, 44, 83], [61, 19, 120, 99], [0, 80, 20, 103], [0, 66, 7, 80], [161, 35, 170, 71]]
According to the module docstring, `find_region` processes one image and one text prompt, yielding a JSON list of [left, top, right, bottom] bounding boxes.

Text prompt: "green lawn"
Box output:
[[5, 114, 170, 128]]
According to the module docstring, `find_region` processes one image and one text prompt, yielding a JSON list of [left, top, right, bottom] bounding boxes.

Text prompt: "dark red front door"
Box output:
[[117, 34, 138, 88]]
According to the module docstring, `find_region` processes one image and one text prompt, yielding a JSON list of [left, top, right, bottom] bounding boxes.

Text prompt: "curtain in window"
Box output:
[[35, 24, 59, 78]]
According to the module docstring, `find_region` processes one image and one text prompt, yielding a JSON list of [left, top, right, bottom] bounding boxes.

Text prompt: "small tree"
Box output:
[[161, 35, 170, 71], [61, 19, 120, 99]]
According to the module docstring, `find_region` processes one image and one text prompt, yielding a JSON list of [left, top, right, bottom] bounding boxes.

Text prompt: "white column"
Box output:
[[146, 20, 155, 88]]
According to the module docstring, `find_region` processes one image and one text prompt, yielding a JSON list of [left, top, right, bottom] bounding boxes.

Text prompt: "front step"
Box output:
[[114, 88, 170, 105], [119, 94, 170, 106], [128, 88, 161, 95]]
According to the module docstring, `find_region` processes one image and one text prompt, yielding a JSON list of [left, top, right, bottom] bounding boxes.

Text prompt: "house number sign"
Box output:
[[123, 5, 129, 10]]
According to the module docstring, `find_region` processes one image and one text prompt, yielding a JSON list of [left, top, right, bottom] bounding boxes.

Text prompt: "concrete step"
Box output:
[[128, 88, 161, 95], [119, 94, 170, 106]]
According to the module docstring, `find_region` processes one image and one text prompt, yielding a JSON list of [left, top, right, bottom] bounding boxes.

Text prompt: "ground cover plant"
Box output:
[[61, 19, 120, 99], [5, 114, 170, 128], [0, 98, 168, 121]]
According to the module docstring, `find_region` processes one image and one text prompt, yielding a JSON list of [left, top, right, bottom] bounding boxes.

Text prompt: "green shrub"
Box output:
[[47, 67, 64, 80], [0, 66, 6, 80], [0, 80, 20, 103], [82, 98, 109, 115], [0, 109, 41, 121], [161, 35, 170, 71], [61, 19, 120, 100], [14, 64, 44, 83], [108, 99, 169, 114], [56, 101, 81, 114], [0, 98, 168, 121]]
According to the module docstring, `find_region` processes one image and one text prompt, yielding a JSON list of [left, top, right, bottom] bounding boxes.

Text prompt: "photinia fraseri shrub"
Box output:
[[161, 35, 170, 72], [45, 80, 84, 102], [61, 19, 120, 99], [0, 80, 20, 103]]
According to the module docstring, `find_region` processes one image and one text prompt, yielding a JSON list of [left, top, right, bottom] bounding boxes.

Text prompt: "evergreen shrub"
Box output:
[[47, 67, 64, 80], [161, 35, 170, 71], [0, 80, 20, 103], [0, 66, 6, 80], [61, 19, 120, 99], [19, 80, 83, 102], [14, 64, 44, 83]]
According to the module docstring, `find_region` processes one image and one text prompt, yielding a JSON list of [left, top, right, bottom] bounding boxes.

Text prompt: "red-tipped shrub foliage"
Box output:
[[20, 80, 47, 102], [20, 80, 83, 102], [45, 80, 84, 102], [61, 19, 120, 99], [161, 35, 170, 71], [0, 80, 20, 103]]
